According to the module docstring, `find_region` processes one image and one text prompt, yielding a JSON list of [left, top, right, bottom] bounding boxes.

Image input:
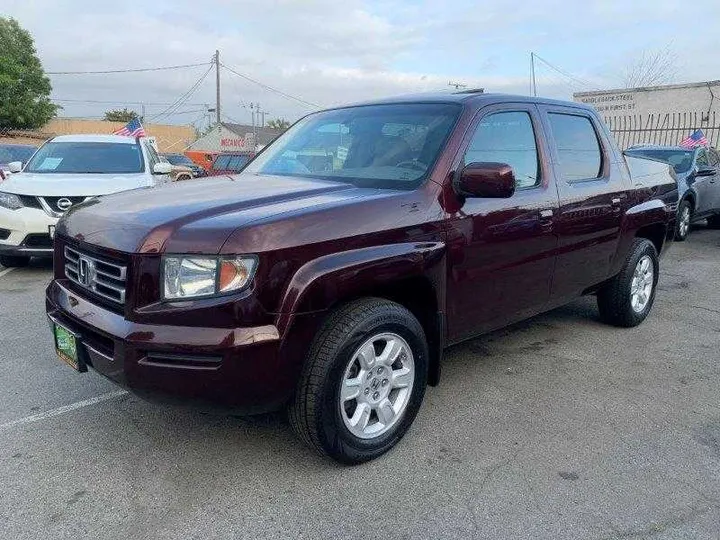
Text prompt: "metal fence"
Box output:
[[604, 111, 720, 150]]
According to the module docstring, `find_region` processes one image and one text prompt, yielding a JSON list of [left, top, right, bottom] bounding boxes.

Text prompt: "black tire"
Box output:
[[0, 255, 30, 268], [597, 239, 659, 327], [707, 214, 720, 229], [675, 199, 692, 241], [288, 298, 429, 464]]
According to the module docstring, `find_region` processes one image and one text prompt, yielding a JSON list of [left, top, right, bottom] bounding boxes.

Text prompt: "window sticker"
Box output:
[[336, 146, 348, 161], [38, 157, 63, 170]]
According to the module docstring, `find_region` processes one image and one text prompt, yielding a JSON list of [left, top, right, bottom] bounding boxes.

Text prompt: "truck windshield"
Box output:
[[625, 149, 694, 174], [246, 103, 461, 190], [24, 142, 144, 174]]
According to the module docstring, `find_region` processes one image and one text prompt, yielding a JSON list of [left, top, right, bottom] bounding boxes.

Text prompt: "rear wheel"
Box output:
[[288, 298, 428, 464], [597, 239, 658, 327], [0, 255, 30, 268], [675, 200, 692, 241]]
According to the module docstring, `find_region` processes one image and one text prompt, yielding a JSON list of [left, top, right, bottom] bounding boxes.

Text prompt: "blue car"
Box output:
[[625, 145, 720, 240]]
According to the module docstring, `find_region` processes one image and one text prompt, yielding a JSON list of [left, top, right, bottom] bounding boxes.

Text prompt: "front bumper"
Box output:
[[0, 206, 56, 258], [46, 280, 302, 414]]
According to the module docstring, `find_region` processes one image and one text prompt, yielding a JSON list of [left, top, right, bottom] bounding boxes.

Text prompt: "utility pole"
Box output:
[[531, 52, 537, 97], [215, 50, 221, 126]]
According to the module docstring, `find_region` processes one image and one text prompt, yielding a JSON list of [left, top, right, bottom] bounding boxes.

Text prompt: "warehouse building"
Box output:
[[574, 80, 720, 149]]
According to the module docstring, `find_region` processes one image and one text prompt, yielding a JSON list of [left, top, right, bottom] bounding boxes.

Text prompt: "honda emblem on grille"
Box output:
[[57, 198, 73, 211], [77, 256, 96, 287]]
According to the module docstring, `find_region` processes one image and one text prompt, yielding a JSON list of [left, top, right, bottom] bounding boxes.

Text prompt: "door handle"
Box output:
[[611, 197, 622, 205], [539, 209, 553, 218]]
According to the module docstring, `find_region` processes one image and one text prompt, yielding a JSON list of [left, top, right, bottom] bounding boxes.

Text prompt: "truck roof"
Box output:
[[333, 92, 597, 112]]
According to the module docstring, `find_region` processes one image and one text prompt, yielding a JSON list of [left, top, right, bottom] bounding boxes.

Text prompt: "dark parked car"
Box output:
[[47, 93, 676, 463], [625, 145, 720, 240], [160, 153, 207, 178], [208, 151, 255, 176]]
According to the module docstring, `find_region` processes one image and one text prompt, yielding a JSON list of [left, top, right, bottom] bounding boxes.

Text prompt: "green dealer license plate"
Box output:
[[54, 323, 86, 372]]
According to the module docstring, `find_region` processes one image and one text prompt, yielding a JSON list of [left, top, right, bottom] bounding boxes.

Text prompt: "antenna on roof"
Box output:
[[448, 81, 467, 90]]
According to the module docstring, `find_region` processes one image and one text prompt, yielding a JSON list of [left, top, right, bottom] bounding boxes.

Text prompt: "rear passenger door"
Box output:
[[538, 106, 627, 302], [708, 148, 720, 212]]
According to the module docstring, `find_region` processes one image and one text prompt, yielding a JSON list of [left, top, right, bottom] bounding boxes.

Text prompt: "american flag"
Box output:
[[680, 129, 708, 149], [113, 118, 146, 137]]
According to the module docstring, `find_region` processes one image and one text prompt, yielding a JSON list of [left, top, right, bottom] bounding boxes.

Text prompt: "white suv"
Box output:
[[0, 134, 172, 267]]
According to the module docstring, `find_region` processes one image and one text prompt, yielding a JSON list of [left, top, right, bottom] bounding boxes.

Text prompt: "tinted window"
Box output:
[[213, 155, 232, 170], [228, 155, 250, 171], [464, 111, 540, 189], [696, 149, 708, 167], [624, 149, 694, 174], [549, 113, 602, 181], [25, 142, 143, 174], [246, 103, 461, 190]]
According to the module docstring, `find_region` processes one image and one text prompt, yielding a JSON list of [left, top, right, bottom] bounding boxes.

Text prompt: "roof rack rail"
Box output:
[[454, 88, 485, 94]]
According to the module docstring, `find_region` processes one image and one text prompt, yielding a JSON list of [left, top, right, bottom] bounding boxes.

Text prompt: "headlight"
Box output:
[[0, 192, 23, 210], [162, 255, 258, 300]]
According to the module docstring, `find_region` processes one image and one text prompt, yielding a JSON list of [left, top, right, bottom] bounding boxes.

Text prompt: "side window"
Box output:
[[696, 149, 709, 167], [548, 113, 603, 181], [463, 111, 540, 189], [145, 142, 160, 168]]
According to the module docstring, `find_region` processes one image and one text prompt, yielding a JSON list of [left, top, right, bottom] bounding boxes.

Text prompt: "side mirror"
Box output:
[[8, 161, 22, 173], [455, 162, 516, 198], [152, 162, 173, 175], [695, 166, 716, 177]]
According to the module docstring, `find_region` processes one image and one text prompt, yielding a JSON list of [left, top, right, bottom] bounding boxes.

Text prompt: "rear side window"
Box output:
[[464, 111, 540, 189], [548, 113, 603, 181], [708, 149, 719, 167], [696, 150, 709, 167]]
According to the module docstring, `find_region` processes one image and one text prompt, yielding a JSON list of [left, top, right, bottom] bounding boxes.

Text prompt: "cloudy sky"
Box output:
[[5, 0, 720, 128]]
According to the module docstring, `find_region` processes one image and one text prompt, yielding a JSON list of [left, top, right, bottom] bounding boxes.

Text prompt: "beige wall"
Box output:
[[0, 119, 196, 152]]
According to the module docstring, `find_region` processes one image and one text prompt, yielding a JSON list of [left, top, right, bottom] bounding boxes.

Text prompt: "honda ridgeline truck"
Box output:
[[46, 93, 677, 463]]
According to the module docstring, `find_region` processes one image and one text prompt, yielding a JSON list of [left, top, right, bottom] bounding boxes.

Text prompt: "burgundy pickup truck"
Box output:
[[46, 93, 677, 463]]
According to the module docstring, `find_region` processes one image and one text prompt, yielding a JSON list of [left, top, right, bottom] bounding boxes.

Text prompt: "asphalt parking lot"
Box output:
[[1, 228, 719, 540]]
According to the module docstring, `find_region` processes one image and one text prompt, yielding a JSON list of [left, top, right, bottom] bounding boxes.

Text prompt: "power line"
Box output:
[[148, 65, 214, 122], [46, 62, 211, 75], [220, 63, 321, 109], [532, 54, 593, 89]]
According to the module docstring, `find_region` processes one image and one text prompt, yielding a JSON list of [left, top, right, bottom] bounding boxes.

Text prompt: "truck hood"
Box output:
[[0, 172, 152, 196], [58, 173, 396, 254]]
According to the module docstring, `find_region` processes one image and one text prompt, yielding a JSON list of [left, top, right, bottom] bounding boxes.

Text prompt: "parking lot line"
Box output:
[[0, 267, 15, 279], [0, 390, 128, 432]]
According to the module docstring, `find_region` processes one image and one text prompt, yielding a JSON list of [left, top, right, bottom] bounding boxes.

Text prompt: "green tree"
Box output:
[[0, 17, 58, 129], [266, 118, 291, 131], [104, 108, 140, 122]]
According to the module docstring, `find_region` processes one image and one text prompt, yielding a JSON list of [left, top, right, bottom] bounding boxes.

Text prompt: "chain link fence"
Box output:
[[604, 111, 720, 150]]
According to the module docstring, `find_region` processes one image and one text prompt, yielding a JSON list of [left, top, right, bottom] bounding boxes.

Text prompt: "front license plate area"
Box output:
[[54, 323, 87, 372]]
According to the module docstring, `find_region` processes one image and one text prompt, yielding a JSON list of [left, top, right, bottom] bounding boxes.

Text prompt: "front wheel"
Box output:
[[288, 298, 428, 464], [597, 239, 659, 327], [675, 200, 692, 241]]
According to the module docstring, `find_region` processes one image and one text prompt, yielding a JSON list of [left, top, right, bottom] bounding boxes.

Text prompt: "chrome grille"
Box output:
[[64, 246, 127, 304]]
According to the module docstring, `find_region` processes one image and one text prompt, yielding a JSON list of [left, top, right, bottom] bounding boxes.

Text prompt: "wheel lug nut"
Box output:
[[377, 367, 384, 374], [382, 379, 388, 386], [373, 391, 380, 399], [364, 388, 370, 395]]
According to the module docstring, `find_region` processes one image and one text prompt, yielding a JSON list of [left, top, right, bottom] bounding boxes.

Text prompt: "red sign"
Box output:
[[220, 138, 246, 148]]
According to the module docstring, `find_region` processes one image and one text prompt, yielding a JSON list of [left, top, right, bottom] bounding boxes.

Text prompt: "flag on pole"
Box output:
[[113, 118, 146, 137], [680, 129, 708, 149]]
